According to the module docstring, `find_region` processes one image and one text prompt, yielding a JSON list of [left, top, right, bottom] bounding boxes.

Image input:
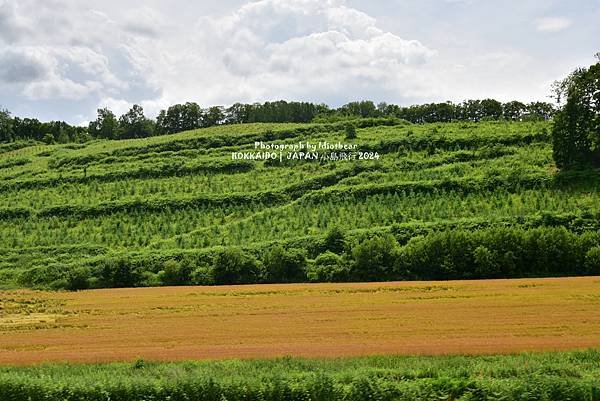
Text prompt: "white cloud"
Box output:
[[0, 45, 126, 100], [23, 76, 100, 100], [97, 96, 168, 120], [0, 0, 31, 44], [139, 0, 436, 108], [535, 17, 572, 33], [97, 97, 132, 117], [0, 47, 49, 82], [0, 0, 596, 123], [0, 0, 163, 117], [121, 7, 164, 38]]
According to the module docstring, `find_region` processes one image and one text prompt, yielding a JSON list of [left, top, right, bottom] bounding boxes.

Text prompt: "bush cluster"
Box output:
[[18, 226, 600, 290]]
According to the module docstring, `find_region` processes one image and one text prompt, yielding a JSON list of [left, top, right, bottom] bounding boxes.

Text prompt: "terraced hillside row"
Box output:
[[1, 119, 599, 289]]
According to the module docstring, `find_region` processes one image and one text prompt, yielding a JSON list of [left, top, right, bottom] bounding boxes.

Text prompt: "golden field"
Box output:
[[1, 277, 600, 365]]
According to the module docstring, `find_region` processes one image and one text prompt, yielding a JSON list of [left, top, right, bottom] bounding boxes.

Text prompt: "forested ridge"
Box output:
[[0, 98, 554, 143]]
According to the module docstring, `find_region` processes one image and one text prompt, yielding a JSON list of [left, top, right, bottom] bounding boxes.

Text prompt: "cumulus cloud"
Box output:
[[145, 0, 437, 108], [0, 1, 30, 44], [0, 48, 49, 82], [23, 76, 100, 100], [121, 7, 164, 38], [0, 45, 126, 100], [535, 17, 572, 33], [0, 0, 594, 123], [0, 0, 157, 112]]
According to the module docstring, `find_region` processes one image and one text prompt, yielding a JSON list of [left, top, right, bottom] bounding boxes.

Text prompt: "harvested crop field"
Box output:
[[1, 276, 600, 365]]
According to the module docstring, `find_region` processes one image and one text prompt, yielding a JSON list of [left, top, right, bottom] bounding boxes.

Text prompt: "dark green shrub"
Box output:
[[212, 248, 262, 285], [323, 226, 347, 254], [191, 264, 215, 285], [132, 358, 146, 369], [526, 227, 577, 276], [584, 247, 600, 274], [97, 258, 140, 288], [42, 133, 54, 144], [351, 234, 399, 281], [395, 227, 600, 281], [158, 259, 193, 286], [472, 245, 499, 278], [344, 123, 357, 139], [139, 271, 161, 287], [65, 266, 92, 291], [18, 264, 66, 288], [262, 246, 307, 283], [307, 251, 349, 282]]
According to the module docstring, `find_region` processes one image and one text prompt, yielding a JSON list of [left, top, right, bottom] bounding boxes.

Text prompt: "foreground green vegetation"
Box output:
[[1, 118, 599, 289], [1, 350, 600, 401]]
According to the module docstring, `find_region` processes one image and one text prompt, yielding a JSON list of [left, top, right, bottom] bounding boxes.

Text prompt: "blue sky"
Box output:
[[0, 0, 598, 124]]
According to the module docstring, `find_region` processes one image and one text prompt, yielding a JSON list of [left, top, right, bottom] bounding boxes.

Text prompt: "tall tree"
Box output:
[[118, 105, 155, 139], [181, 102, 202, 131], [339, 101, 379, 118], [225, 103, 250, 124], [0, 109, 13, 142], [89, 108, 119, 139], [552, 60, 600, 169], [480, 99, 503, 120], [526, 102, 555, 121], [202, 106, 225, 127], [12, 117, 41, 141], [461, 100, 484, 121], [503, 101, 527, 120]]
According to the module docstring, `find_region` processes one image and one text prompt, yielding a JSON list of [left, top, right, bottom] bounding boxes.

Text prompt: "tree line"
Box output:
[[150, 99, 555, 137], [0, 98, 555, 143], [0, 111, 89, 144]]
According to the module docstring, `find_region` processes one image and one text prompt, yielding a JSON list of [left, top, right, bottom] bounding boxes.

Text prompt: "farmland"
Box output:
[[1, 119, 600, 289], [1, 277, 600, 365]]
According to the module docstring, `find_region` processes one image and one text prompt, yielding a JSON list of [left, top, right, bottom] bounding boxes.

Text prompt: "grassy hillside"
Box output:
[[1, 119, 599, 289]]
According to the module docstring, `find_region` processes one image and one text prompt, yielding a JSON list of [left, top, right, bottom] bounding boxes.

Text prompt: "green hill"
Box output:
[[1, 119, 599, 289]]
